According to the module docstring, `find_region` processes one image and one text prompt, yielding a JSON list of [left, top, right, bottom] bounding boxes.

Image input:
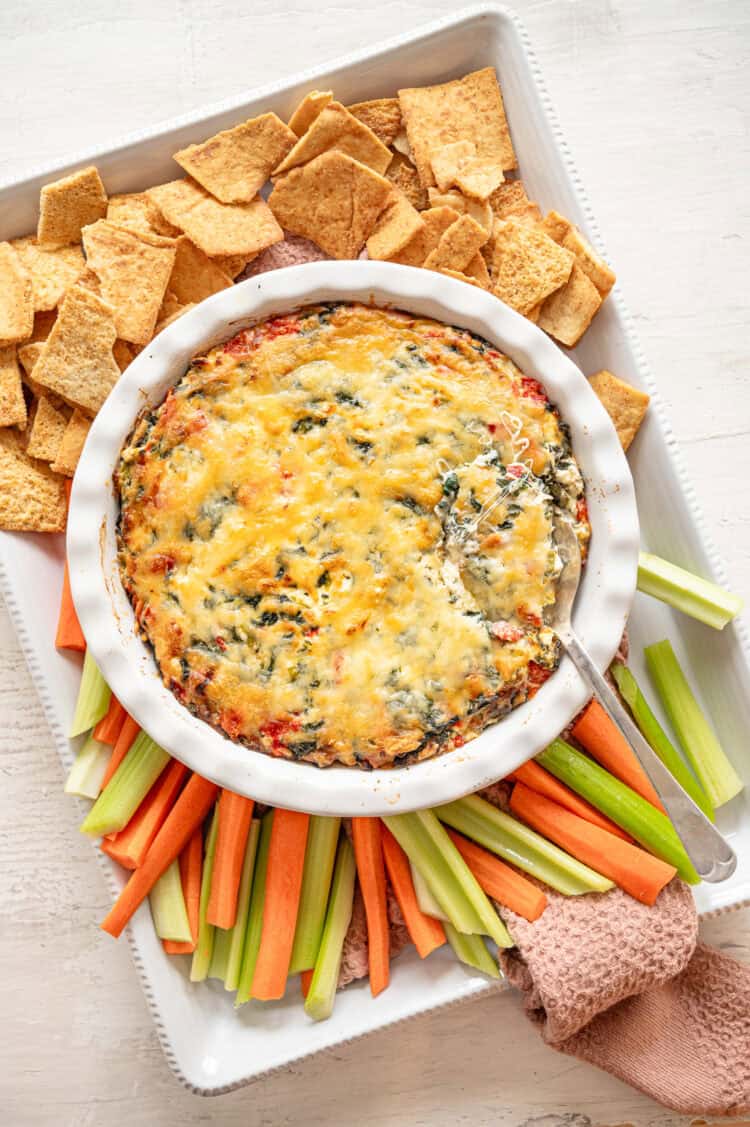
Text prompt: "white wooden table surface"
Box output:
[[1, 2, 748, 1124]]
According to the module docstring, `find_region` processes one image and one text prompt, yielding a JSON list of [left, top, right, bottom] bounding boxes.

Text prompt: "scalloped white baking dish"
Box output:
[[68, 260, 638, 816], [1, 2, 748, 1096]]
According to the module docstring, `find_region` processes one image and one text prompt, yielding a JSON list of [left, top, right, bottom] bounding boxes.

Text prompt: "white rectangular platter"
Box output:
[[1, 2, 748, 1096]]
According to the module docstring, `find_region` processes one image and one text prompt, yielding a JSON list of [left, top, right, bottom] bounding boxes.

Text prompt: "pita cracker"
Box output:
[[212, 253, 254, 278], [427, 188, 492, 232], [146, 178, 283, 258], [366, 193, 425, 260], [386, 154, 428, 211], [526, 302, 542, 324], [31, 285, 119, 415], [25, 396, 70, 462], [387, 206, 460, 267], [174, 113, 296, 204], [423, 214, 488, 273], [399, 68, 517, 189], [439, 268, 483, 289], [106, 192, 181, 238], [489, 180, 541, 224], [0, 243, 34, 343], [287, 90, 333, 137], [51, 409, 91, 476], [488, 218, 574, 316], [589, 370, 650, 451], [113, 339, 137, 373], [268, 152, 392, 259], [0, 441, 67, 531], [455, 158, 504, 201], [464, 252, 491, 288], [391, 128, 412, 159], [18, 340, 65, 410], [82, 221, 177, 344], [540, 210, 616, 297], [430, 140, 476, 193], [0, 346, 27, 428], [74, 268, 103, 297], [168, 237, 233, 304], [30, 310, 57, 342], [273, 102, 392, 176], [10, 237, 85, 313], [37, 166, 107, 248], [154, 302, 196, 336], [347, 98, 403, 147], [537, 263, 602, 346]]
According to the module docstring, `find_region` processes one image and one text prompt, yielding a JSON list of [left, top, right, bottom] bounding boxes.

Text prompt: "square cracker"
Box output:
[[0, 345, 28, 428], [273, 102, 392, 177], [51, 408, 91, 476], [10, 237, 85, 312], [428, 189, 492, 232], [174, 113, 296, 204], [537, 263, 602, 346], [488, 218, 574, 315], [398, 67, 517, 189], [268, 152, 392, 259], [0, 243, 34, 343], [37, 166, 107, 248], [366, 192, 425, 260], [0, 441, 67, 531], [423, 214, 488, 273], [82, 221, 177, 345], [386, 154, 428, 211], [589, 370, 650, 451], [387, 206, 460, 267], [540, 210, 615, 297], [25, 396, 70, 462], [287, 90, 333, 137], [488, 179, 541, 223], [347, 99, 403, 147], [106, 192, 181, 238], [147, 178, 283, 258], [168, 237, 233, 304], [31, 284, 120, 415]]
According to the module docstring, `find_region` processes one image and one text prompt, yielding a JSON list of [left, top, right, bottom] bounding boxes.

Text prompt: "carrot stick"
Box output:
[[55, 562, 86, 652], [507, 760, 633, 842], [572, 700, 666, 813], [101, 759, 188, 869], [380, 824, 446, 957], [93, 695, 127, 746], [509, 782, 676, 906], [300, 968, 313, 999], [206, 790, 255, 929], [351, 817, 390, 997], [164, 827, 203, 954], [100, 714, 139, 790], [251, 809, 310, 1000], [101, 774, 219, 938], [446, 828, 547, 922]]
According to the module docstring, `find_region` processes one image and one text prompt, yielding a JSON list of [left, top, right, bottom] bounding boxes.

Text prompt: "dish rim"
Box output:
[[67, 259, 639, 815]]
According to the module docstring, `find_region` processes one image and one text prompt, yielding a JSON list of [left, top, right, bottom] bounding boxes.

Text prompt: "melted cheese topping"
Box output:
[[117, 304, 590, 768]]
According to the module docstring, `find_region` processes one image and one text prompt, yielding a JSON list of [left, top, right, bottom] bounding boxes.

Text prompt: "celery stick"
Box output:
[[64, 735, 111, 799], [235, 811, 274, 1005], [645, 639, 743, 808], [611, 660, 714, 819], [224, 820, 261, 992], [69, 650, 111, 738], [190, 809, 219, 982], [208, 924, 232, 982], [538, 738, 700, 883], [384, 811, 512, 947], [434, 794, 614, 895], [289, 815, 341, 974], [304, 837, 356, 1022], [410, 860, 449, 922], [80, 731, 169, 837], [443, 922, 500, 979], [150, 858, 192, 943], [637, 551, 743, 630]]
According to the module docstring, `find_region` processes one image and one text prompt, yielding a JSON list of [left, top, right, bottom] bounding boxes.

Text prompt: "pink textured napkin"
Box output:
[[246, 241, 750, 1116]]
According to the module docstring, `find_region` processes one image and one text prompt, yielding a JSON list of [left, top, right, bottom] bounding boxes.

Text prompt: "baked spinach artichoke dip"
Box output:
[[117, 303, 590, 769]]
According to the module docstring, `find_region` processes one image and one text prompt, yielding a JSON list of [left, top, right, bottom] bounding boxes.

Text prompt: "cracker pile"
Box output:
[[0, 67, 649, 535]]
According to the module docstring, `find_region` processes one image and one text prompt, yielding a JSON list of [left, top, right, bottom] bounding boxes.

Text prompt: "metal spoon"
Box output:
[[550, 518, 737, 883]]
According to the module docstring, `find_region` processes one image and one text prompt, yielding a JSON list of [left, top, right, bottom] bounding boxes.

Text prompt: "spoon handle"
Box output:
[[564, 633, 737, 883]]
